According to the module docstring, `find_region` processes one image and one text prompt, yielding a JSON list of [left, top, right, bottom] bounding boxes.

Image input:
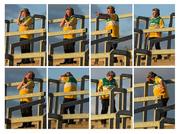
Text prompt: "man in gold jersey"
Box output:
[[146, 71, 169, 120], [59, 72, 77, 124], [60, 7, 77, 64], [98, 71, 117, 127], [17, 71, 35, 128], [96, 6, 120, 63], [147, 8, 164, 59], [16, 8, 34, 64]]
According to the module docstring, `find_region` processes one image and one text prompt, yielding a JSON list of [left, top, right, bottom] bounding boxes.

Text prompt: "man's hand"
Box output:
[[96, 12, 100, 17], [155, 25, 160, 28]]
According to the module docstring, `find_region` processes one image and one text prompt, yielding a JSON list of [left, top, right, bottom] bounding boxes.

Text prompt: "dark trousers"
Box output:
[[20, 38, 31, 63], [156, 98, 169, 120], [149, 37, 162, 59], [20, 101, 32, 127], [101, 99, 116, 124], [63, 39, 75, 63], [107, 37, 118, 62], [63, 98, 76, 123]]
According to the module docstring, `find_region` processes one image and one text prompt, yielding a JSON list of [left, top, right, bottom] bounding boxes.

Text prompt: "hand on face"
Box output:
[[96, 12, 100, 17], [65, 9, 72, 17], [146, 77, 154, 84], [24, 73, 32, 80], [20, 11, 27, 18]]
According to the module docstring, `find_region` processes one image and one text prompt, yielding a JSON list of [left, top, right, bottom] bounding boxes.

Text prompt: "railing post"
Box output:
[[95, 81, 99, 115], [80, 16, 85, 52], [109, 88, 115, 129], [109, 51, 114, 66], [5, 20, 10, 55], [119, 75, 123, 111], [42, 114, 46, 129], [143, 82, 148, 122], [37, 79, 43, 128], [94, 17, 99, 64], [57, 115, 63, 129], [48, 93, 54, 128], [55, 81, 60, 114], [125, 52, 130, 66], [115, 112, 120, 129], [158, 118, 165, 129], [84, 49, 89, 66], [167, 12, 175, 49], [5, 84, 7, 118], [80, 76, 85, 116]]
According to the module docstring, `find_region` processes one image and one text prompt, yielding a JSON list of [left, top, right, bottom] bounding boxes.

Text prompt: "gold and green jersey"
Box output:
[[98, 78, 117, 99], [105, 14, 119, 38], [63, 16, 77, 39], [19, 79, 35, 102], [153, 76, 169, 99], [148, 16, 164, 38], [18, 16, 33, 39], [61, 76, 77, 99]]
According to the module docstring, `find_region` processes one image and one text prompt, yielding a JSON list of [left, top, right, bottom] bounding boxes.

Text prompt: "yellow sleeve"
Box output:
[[69, 17, 77, 27], [98, 79, 103, 92], [61, 76, 69, 83], [24, 80, 34, 89], [115, 81, 118, 88], [110, 14, 118, 21], [155, 77, 162, 84], [23, 17, 33, 26], [159, 19, 164, 28]]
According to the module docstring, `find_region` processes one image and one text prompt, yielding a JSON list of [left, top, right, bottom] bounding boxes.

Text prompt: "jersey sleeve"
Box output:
[[61, 76, 69, 83], [159, 19, 164, 28], [69, 17, 77, 27], [155, 77, 162, 84], [23, 80, 34, 89], [98, 79, 103, 92], [110, 14, 118, 21], [23, 17, 33, 26]]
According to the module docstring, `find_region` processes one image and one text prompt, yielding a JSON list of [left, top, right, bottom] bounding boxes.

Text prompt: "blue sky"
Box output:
[[48, 68, 89, 79], [134, 4, 175, 18], [134, 68, 175, 122]]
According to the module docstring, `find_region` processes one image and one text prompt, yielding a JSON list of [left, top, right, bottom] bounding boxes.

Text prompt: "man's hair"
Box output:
[[66, 7, 74, 15], [147, 71, 157, 79], [27, 71, 35, 80], [63, 72, 73, 77], [107, 5, 115, 13], [106, 71, 116, 77], [21, 8, 31, 16], [152, 8, 160, 16]]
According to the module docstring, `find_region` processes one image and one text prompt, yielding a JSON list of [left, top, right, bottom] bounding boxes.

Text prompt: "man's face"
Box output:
[[25, 73, 32, 79], [21, 11, 27, 17], [107, 8, 113, 14], [147, 77, 154, 83], [107, 75, 113, 81], [66, 9, 72, 17], [152, 10, 158, 18]]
